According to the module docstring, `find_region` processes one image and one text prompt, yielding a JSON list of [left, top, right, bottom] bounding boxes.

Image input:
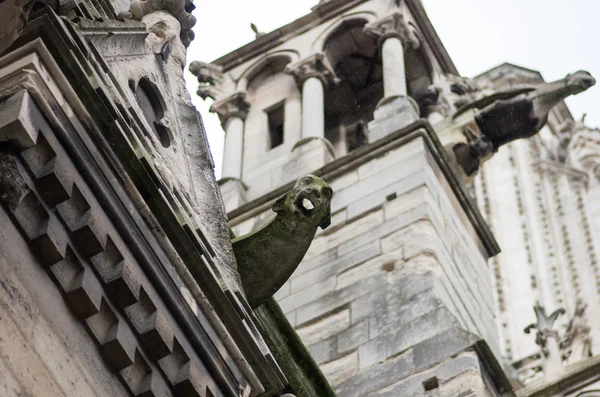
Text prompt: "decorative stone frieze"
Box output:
[[285, 53, 339, 87], [210, 91, 251, 126], [364, 12, 420, 50]]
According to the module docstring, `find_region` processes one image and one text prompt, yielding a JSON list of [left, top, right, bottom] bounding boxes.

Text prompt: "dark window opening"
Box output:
[[346, 121, 366, 152], [267, 103, 284, 149], [134, 77, 172, 148]]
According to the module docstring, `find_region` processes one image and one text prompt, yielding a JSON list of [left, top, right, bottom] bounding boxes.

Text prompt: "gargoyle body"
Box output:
[[467, 71, 595, 151], [233, 175, 333, 309]]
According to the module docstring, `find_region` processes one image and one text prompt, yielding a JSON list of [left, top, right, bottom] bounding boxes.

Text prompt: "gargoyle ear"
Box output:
[[273, 194, 287, 213], [319, 207, 331, 229]]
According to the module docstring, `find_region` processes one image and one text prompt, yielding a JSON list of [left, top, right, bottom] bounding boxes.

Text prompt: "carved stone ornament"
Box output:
[[562, 299, 592, 364], [189, 61, 224, 100], [285, 53, 339, 88], [128, 0, 197, 46], [364, 12, 420, 50], [233, 175, 334, 309], [524, 305, 565, 380], [210, 91, 251, 126]]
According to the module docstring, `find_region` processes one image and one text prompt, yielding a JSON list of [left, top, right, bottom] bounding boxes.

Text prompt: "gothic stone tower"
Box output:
[[190, 0, 599, 396], [192, 0, 513, 396]]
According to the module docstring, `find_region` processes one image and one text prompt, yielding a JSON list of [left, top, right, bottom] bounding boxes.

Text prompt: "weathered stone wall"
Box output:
[[232, 134, 504, 396], [0, 203, 132, 397]]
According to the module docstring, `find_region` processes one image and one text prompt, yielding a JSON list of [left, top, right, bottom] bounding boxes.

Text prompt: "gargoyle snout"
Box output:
[[567, 71, 596, 91]]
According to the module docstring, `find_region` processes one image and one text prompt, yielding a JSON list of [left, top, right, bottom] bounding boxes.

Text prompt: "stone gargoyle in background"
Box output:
[[233, 175, 333, 309], [452, 71, 595, 176]]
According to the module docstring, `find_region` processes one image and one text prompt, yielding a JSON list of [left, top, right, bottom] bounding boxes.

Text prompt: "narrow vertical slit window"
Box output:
[[267, 103, 285, 149]]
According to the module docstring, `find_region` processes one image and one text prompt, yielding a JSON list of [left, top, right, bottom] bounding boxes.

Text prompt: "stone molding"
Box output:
[[285, 53, 339, 88], [210, 91, 251, 126], [364, 12, 420, 50]]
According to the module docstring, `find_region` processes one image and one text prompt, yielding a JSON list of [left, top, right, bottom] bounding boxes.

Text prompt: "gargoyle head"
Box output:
[[273, 175, 333, 229], [565, 71, 596, 95]]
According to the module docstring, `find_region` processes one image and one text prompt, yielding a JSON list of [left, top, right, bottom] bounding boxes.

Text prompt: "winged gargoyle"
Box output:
[[452, 71, 595, 176], [233, 175, 333, 309]]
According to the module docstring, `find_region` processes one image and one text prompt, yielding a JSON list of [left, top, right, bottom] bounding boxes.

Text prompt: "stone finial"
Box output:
[[364, 12, 420, 49], [524, 305, 566, 381], [233, 175, 334, 309], [562, 299, 592, 364], [209, 92, 250, 126], [189, 61, 224, 100], [250, 22, 266, 39], [285, 53, 339, 87]]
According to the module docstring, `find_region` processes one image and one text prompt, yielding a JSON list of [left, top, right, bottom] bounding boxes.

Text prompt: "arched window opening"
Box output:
[[323, 19, 383, 155], [134, 77, 172, 148]]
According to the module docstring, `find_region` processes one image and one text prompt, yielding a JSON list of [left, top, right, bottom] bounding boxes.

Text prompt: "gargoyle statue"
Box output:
[[233, 175, 333, 309], [453, 71, 595, 176]]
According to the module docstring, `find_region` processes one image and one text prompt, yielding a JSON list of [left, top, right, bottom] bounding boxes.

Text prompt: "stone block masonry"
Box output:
[[259, 132, 509, 396]]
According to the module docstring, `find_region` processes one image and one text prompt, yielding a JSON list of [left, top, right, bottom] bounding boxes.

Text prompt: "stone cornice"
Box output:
[[285, 53, 339, 87], [210, 91, 251, 126], [364, 12, 420, 49], [210, 0, 458, 75]]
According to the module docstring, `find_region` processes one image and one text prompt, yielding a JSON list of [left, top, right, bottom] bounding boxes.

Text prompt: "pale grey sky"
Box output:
[[185, 0, 600, 178]]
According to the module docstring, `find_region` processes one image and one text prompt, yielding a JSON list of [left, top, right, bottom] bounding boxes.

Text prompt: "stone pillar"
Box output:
[[365, 12, 421, 142], [222, 116, 244, 179], [286, 53, 337, 140], [210, 91, 250, 212], [280, 54, 338, 181], [301, 76, 325, 139]]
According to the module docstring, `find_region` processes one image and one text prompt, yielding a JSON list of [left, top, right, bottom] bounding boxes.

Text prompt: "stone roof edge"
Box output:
[[210, 0, 458, 76], [228, 118, 501, 258]]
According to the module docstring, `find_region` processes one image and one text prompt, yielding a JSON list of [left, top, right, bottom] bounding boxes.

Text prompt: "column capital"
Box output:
[[364, 12, 420, 50], [210, 91, 250, 126], [285, 53, 339, 88]]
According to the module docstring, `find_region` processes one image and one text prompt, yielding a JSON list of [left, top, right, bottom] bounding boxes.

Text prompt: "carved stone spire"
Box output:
[[364, 12, 420, 49], [285, 53, 339, 87]]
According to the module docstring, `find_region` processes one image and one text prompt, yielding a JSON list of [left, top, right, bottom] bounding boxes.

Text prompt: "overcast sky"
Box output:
[[185, 0, 600, 178]]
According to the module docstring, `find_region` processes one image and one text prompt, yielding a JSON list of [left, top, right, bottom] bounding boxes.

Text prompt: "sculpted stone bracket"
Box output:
[[189, 60, 224, 100], [233, 175, 333, 309], [364, 12, 420, 50], [210, 91, 251, 126], [285, 53, 339, 88]]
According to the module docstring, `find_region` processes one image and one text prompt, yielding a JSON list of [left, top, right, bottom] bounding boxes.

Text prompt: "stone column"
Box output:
[[301, 76, 325, 139], [279, 54, 337, 182], [286, 53, 337, 140], [210, 91, 250, 212], [222, 117, 245, 179], [364, 12, 421, 142]]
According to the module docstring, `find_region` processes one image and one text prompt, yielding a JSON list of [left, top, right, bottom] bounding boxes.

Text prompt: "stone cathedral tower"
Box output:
[[191, 0, 600, 396]]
